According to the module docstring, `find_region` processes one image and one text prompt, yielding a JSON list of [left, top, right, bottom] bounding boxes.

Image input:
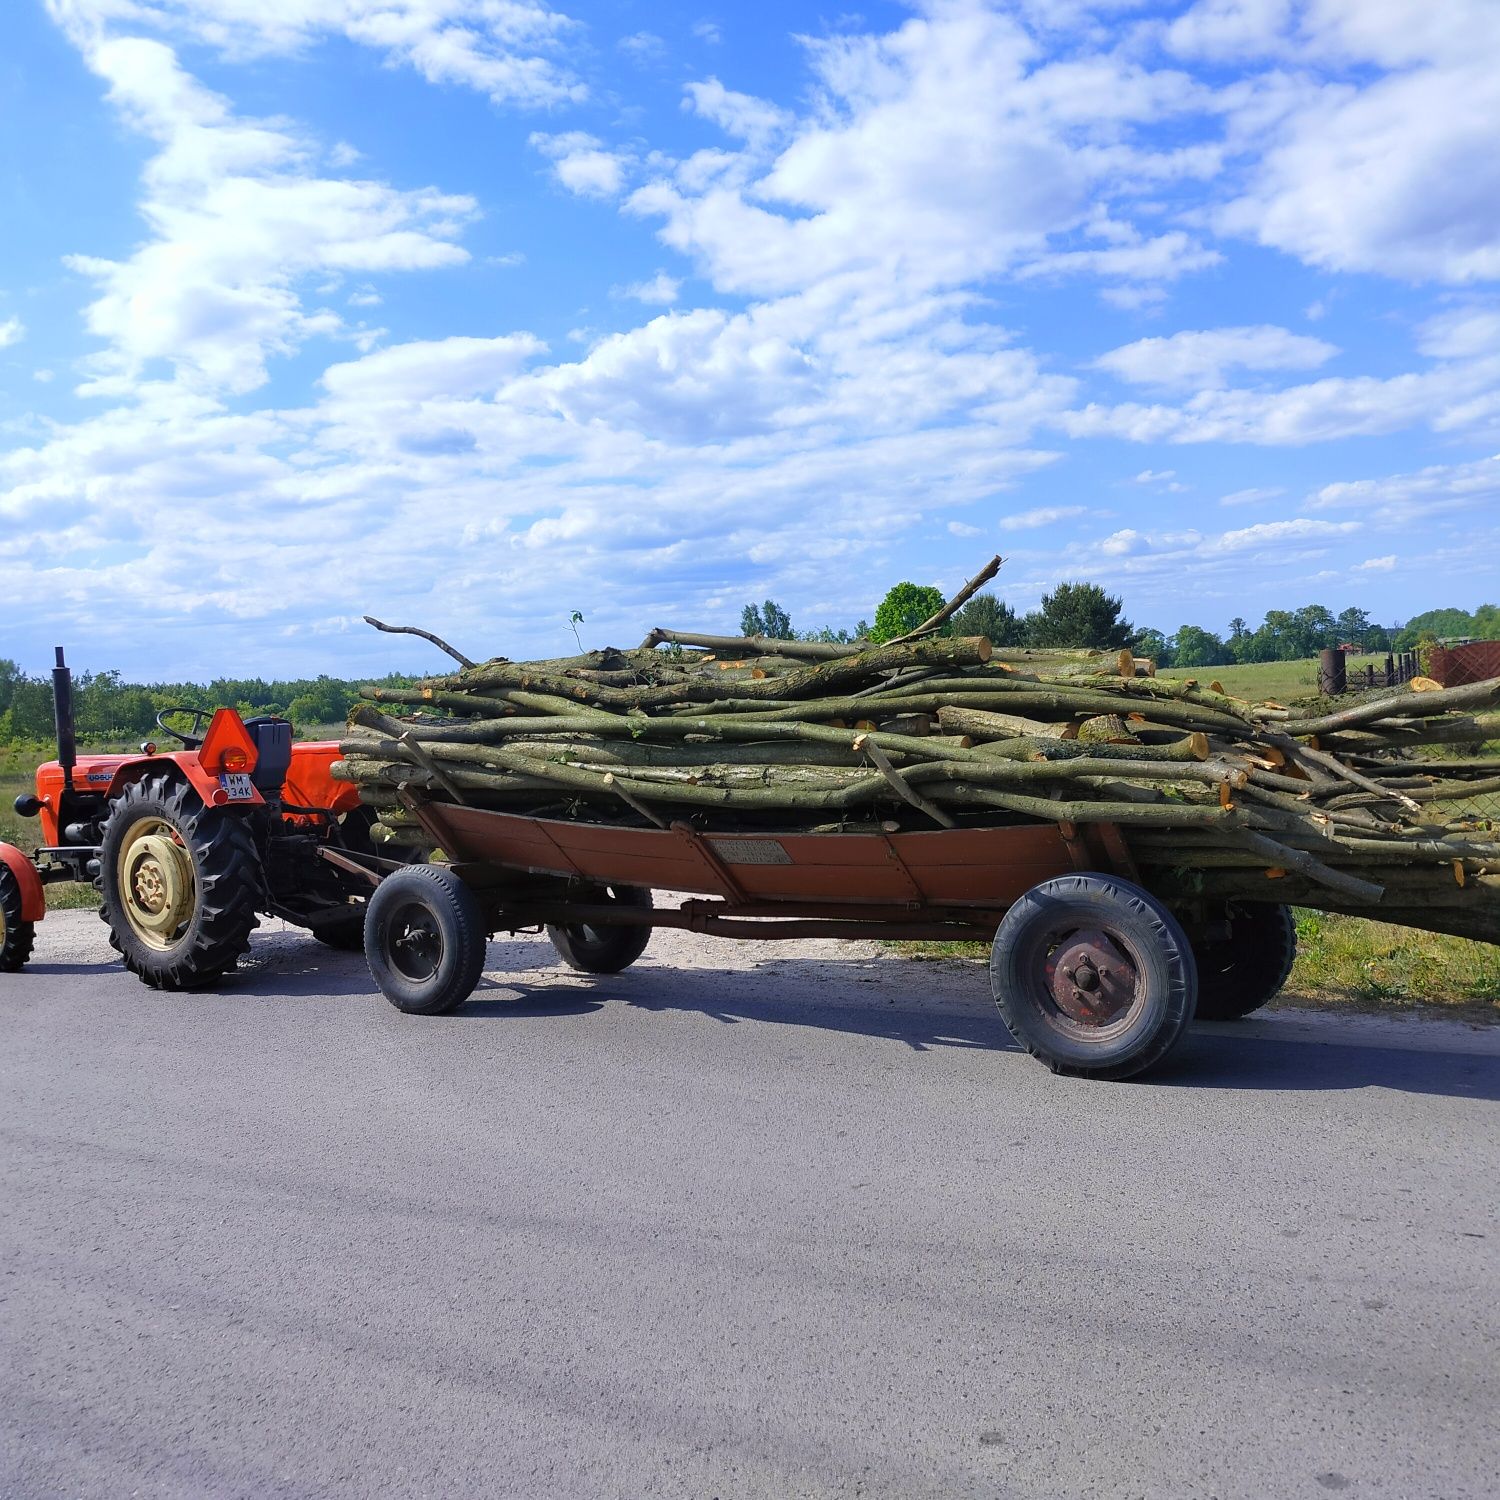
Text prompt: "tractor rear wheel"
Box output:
[[0, 866, 37, 973], [98, 774, 261, 990]]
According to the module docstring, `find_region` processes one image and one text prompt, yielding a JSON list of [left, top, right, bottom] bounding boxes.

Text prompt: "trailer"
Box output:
[[355, 793, 1292, 1080]]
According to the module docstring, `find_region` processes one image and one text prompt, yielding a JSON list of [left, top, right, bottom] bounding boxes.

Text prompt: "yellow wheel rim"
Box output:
[[117, 819, 196, 951]]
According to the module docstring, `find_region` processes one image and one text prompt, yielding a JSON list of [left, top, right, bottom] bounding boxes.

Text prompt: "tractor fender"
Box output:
[[104, 756, 263, 812], [0, 843, 46, 922]]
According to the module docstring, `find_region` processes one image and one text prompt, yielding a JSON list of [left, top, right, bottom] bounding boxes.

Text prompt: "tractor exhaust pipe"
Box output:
[[52, 646, 77, 793]]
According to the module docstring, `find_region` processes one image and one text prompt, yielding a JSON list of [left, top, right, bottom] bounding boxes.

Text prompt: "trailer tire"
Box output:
[[990, 873, 1197, 1080], [365, 865, 487, 1015], [310, 914, 366, 952], [98, 773, 260, 990], [548, 886, 653, 974], [0, 866, 37, 973], [1192, 903, 1297, 1021]]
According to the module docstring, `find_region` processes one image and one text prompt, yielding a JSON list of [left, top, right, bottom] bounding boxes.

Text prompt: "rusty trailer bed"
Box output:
[[400, 798, 1136, 941]]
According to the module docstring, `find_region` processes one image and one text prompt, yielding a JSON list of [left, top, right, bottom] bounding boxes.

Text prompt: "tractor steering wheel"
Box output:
[[155, 706, 213, 749]]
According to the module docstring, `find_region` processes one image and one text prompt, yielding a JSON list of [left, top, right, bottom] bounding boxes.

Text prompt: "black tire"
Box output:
[[310, 914, 367, 952], [990, 873, 1197, 1080], [547, 886, 653, 974], [365, 865, 487, 1015], [98, 773, 261, 990], [1192, 903, 1297, 1021], [0, 866, 37, 973]]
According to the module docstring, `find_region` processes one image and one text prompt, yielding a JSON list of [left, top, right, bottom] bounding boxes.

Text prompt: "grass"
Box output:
[[1156, 658, 1319, 705], [886, 911, 1500, 1020]]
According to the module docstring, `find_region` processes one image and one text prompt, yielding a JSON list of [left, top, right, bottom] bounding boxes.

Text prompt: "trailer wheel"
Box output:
[[548, 886, 653, 974], [98, 773, 260, 990], [1192, 903, 1297, 1021], [365, 865, 487, 1015], [310, 914, 366, 952], [990, 873, 1197, 1080], [0, 866, 37, 973]]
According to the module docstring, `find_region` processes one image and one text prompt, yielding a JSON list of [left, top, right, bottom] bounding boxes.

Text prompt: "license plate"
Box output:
[[220, 772, 255, 800]]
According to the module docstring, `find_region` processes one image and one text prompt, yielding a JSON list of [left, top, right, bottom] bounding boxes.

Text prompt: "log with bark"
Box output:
[[334, 618, 1500, 946]]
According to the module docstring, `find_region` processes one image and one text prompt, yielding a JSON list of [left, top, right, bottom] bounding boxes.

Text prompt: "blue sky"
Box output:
[[2, 0, 1498, 680]]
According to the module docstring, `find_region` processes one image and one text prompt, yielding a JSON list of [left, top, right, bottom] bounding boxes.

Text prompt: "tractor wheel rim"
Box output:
[[118, 820, 196, 951]]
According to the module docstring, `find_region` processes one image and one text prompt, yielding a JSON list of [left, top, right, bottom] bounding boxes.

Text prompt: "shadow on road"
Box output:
[[1160, 1029, 1500, 1101], [122, 930, 1499, 1101]]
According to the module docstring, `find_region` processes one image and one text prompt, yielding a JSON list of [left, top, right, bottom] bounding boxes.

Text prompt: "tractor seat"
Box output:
[[242, 716, 293, 793]]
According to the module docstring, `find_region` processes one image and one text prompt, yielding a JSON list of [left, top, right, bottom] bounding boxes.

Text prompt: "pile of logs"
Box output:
[[336, 593, 1500, 945]]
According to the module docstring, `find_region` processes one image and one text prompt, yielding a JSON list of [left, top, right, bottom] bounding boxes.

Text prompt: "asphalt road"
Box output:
[[2, 911, 1497, 1500]]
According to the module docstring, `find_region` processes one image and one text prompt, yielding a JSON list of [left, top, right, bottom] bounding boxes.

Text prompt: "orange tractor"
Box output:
[[0, 649, 387, 985]]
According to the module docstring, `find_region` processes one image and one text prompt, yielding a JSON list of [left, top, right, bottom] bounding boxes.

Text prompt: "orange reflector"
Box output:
[[221, 747, 251, 772]]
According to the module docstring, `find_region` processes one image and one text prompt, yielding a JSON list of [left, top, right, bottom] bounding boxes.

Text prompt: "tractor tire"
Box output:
[[365, 865, 488, 1015], [1192, 903, 1297, 1022], [547, 886, 653, 974], [0, 865, 37, 973], [97, 773, 261, 991], [990, 873, 1197, 1081]]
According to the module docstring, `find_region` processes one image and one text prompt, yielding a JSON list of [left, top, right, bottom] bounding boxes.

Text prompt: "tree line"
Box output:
[[743, 587, 1500, 669], [0, 662, 416, 747]]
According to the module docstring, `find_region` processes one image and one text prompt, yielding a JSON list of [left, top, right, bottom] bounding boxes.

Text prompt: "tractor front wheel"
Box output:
[[0, 866, 37, 973], [98, 774, 261, 990]]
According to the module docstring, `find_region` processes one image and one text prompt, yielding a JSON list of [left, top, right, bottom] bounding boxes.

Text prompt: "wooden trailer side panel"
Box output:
[[421, 803, 1092, 909]]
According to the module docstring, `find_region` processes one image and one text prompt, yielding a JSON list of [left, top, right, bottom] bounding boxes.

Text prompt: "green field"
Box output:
[[1155, 654, 1398, 706]]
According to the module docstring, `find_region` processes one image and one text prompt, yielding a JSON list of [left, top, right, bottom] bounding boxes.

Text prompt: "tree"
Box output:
[[1334, 607, 1373, 649], [1170, 625, 1232, 668], [1394, 607, 1474, 651], [740, 599, 794, 639], [1024, 582, 1133, 650], [949, 592, 1025, 647], [1228, 617, 1247, 643], [1292, 604, 1337, 654], [1132, 627, 1171, 667], [872, 582, 946, 643]]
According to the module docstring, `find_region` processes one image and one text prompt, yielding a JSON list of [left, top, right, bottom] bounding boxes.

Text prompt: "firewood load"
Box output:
[[336, 589, 1500, 946]]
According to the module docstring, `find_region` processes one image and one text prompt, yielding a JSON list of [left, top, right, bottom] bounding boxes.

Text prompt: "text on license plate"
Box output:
[[220, 772, 255, 800]]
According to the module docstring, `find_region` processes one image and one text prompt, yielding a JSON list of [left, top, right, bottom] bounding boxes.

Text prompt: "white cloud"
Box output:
[[0, 316, 25, 348], [1218, 484, 1284, 506], [999, 504, 1087, 531], [1355, 554, 1397, 572], [1133, 467, 1187, 491], [1307, 453, 1500, 520], [531, 131, 628, 198], [1416, 306, 1500, 361], [33, 368, 55, 383], [618, 31, 664, 62], [1196, 1, 1500, 283], [947, 520, 981, 537], [615, 272, 680, 306], [65, 38, 472, 394], [1095, 325, 1338, 392], [47, 0, 585, 109], [631, 6, 1220, 303], [693, 21, 722, 46], [1061, 352, 1500, 445], [321, 333, 544, 401]]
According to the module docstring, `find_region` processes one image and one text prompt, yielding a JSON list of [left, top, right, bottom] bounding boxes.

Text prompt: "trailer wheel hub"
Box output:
[[1047, 927, 1137, 1025], [119, 825, 195, 950]]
